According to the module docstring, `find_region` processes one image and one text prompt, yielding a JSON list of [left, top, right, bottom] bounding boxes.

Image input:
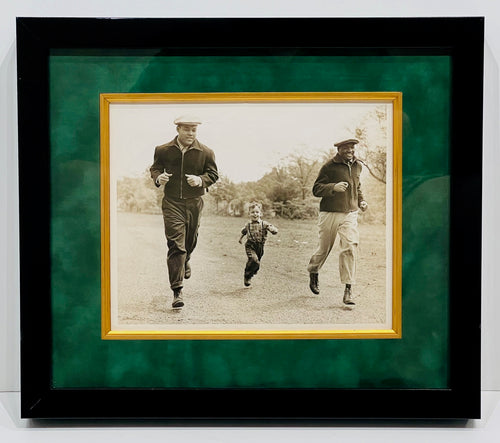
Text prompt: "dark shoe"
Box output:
[[343, 286, 355, 305], [309, 273, 319, 294], [244, 275, 252, 287], [184, 261, 191, 279], [172, 288, 184, 308]]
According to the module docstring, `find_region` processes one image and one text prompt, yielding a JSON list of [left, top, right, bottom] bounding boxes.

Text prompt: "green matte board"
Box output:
[[50, 54, 450, 389]]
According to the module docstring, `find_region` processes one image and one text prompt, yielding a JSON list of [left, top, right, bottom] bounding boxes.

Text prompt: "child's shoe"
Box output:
[[172, 288, 184, 308]]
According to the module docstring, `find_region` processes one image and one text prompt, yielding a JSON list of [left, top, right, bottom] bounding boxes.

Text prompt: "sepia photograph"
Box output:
[[100, 92, 402, 338]]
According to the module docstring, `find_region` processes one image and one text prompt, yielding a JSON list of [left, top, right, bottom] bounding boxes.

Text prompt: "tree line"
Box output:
[[117, 106, 388, 222], [116, 151, 323, 219]]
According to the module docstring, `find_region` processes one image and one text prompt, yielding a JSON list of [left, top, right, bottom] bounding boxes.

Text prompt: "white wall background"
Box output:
[[1, 0, 499, 397]]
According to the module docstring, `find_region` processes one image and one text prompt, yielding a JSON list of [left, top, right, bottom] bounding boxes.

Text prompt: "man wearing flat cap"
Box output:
[[150, 116, 219, 308], [307, 138, 368, 305]]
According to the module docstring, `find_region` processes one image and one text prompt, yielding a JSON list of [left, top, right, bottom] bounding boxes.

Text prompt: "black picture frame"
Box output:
[[17, 17, 483, 420]]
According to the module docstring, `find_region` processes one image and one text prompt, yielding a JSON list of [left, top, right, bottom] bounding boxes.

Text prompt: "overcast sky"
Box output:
[[109, 102, 390, 183]]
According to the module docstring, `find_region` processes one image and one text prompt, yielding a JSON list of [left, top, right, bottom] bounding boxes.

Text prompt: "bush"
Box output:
[[272, 200, 318, 220]]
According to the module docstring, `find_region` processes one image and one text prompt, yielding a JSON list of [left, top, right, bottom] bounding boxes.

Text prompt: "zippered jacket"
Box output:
[[150, 137, 219, 199], [312, 154, 365, 213]]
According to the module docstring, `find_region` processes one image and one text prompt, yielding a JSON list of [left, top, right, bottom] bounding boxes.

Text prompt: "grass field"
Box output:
[[115, 212, 388, 329]]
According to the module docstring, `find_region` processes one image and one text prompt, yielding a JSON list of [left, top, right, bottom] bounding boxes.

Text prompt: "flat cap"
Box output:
[[174, 115, 202, 125], [334, 138, 359, 148]]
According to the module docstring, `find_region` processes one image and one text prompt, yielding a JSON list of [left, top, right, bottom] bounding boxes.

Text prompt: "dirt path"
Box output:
[[116, 213, 388, 329]]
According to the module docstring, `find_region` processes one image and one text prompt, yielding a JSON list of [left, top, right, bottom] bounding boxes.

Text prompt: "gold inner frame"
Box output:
[[100, 92, 402, 340]]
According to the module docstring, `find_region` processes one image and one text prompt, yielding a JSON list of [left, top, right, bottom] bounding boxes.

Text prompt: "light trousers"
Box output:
[[307, 211, 359, 284]]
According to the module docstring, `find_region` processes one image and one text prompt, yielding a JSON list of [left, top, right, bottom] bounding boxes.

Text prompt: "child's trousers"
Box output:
[[244, 241, 265, 278]]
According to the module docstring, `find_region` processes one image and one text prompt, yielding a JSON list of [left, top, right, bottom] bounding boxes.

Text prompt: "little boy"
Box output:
[[238, 202, 278, 286]]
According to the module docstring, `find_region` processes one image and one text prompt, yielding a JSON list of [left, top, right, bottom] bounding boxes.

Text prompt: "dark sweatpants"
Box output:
[[244, 241, 265, 279], [162, 196, 203, 290]]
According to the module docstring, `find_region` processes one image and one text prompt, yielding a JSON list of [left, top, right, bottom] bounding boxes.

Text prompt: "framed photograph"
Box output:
[[17, 17, 483, 420], [100, 91, 402, 339]]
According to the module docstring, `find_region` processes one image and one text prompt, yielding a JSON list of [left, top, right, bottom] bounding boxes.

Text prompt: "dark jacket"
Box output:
[[150, 137, 219, 199], [312, 154, 365, 213]]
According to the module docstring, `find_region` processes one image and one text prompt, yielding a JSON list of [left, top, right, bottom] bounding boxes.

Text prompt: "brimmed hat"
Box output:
[[334, 138, 359, 148], [174, 115, 202, 125]]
